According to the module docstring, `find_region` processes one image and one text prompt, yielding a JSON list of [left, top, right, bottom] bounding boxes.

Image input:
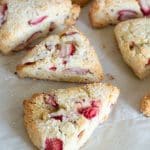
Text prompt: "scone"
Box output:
[[140, 94, 150, 117], [115, 18, 150, 79], [16, 26, 104, 83], [72, 0, 89, 7], [0, 0, 80, 54], [23, 83, 120, 150], [89, 0, 150, 28]]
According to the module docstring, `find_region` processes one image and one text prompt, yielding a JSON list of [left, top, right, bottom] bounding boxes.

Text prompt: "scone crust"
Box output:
[[16, 26, 104, 83], [0, 0, 80, 54], [115, 18, 150, 79], [72, 0, 89, 7], [89, 0, 143, 28], [23, 83, 119, 150], [140, 95, 150, 117]]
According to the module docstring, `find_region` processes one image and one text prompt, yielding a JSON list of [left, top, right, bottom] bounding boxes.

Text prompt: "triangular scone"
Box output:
[[0, 0, 80, 54], [23, 83, 119, 150], [16, 27, 104, 83]]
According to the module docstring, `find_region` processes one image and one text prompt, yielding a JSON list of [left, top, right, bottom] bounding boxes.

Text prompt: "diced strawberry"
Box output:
[[145, 59, 150, 66], [28, 16, 48, 25], [69, 43, 76, 55], [44, 95, 59, 108], [49, 22, 56, 32], [49, 66, 57, 71], [0, 4, 8, 26], [91, 100, 101, 108], [60, 43, 76, 58], [51, 115, 63, 121], [118, 10, 137, 21], [78, 106, 99, 120], [45, 138, 63, 150], [139, 0, 150, 16], [63, 60, 67, 65], [27, 31, 42, 44], [64, 67, 90, 75]]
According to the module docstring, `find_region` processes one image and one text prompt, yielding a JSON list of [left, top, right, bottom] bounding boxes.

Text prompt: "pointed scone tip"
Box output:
[[16, 26, 104, 83], [23, 83, 120, 150]]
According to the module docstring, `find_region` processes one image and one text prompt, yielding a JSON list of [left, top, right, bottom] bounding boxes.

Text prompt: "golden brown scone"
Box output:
[[0, 0, 80, 54], [23, 83, 120, 150], [89, 0, 150, 28], [16, 26, 104, 83], [72, 0, 89, 7], [140, 95, 150, 117], [115, 18, 150, 79]]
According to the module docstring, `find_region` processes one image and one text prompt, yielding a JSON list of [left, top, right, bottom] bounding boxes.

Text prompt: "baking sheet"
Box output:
[[0, 4, 150, 150]]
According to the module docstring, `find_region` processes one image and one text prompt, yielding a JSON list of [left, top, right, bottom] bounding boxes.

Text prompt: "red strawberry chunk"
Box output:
[[118, 10, 137, 21], [0, 4, 8, 26], [64, 67, 90, 75], [146, 59, 150, 66], [91, 100, 101, 108], [139, 0, 150, 16], [79, 106, 99, 120], [28, 16, 48, 25], [45, 138, 63, 150], [49, 66, 57, 71], [51, 115, 63, 121], [44, 95, 59, 108], [60, 43, 76, 58]]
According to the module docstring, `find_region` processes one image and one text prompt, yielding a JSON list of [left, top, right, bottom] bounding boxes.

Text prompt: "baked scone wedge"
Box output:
[[89, 0, 150, 28], [0, 0, 80, 54], [16, 27, 104, 83], [23, 83, 120, 150], [115, 18, 150, 79], [72, 0, 89, 7]]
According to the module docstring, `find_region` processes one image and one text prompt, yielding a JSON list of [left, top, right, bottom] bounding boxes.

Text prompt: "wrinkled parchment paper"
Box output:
[[0, 4, 150, 150]]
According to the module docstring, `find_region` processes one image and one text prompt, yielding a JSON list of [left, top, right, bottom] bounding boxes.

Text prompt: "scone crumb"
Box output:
[[106, 73, 115, 81], [140, 95, 150, 117]]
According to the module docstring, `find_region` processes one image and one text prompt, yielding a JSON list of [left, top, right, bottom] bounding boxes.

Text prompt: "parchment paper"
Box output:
[[0, 4, 150, 150]]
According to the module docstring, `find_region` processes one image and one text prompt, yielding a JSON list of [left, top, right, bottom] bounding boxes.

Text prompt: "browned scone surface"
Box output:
[[72, 0, 89, 7], [140, 95, 150, 117]]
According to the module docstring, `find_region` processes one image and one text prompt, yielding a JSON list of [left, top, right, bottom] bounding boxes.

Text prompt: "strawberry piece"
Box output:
[[49, 22, 56, 32], [45, 138, 63, 150], [0, 4, 8, 26], [139, 0, 150, 16], [44, 95, 59, 108], [49, 66, 57, 71], [60, 43, 76, 58], [91, 100, 101, 108], [28, 16, 48, 25], [63, 60, 67, 65], [27, 31, 42, 44], [64, 67, 90, 75], [118, 10, 137, 21], [51, 115, 63, 121], [79, 106, 99, 120], [146, 59, 150, 66]]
